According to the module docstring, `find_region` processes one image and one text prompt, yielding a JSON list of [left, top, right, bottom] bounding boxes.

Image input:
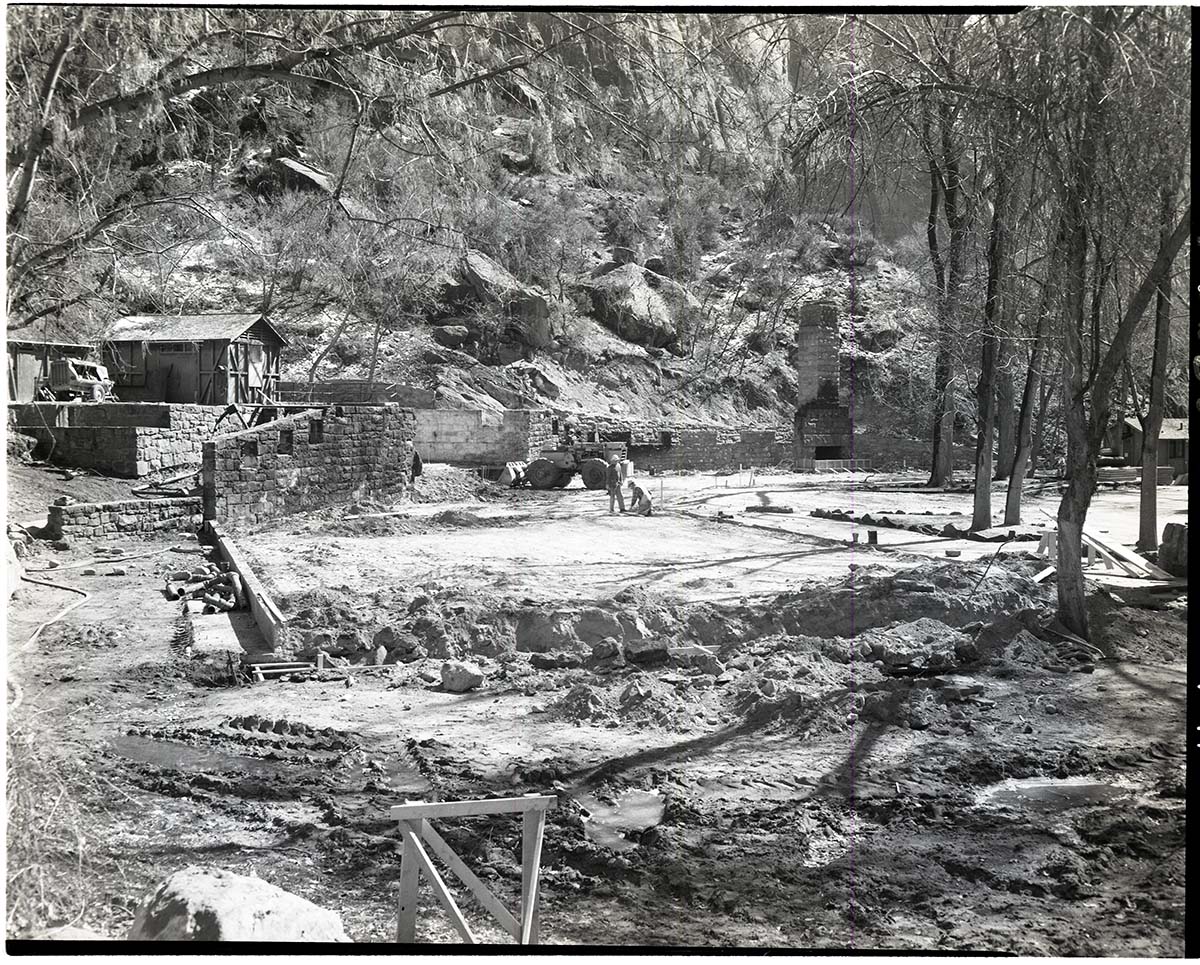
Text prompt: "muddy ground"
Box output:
[[5, 464, 1187, 952]]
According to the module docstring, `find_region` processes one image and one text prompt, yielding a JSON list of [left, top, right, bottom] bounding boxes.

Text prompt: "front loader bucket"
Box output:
[[499, 461, 527, 487]]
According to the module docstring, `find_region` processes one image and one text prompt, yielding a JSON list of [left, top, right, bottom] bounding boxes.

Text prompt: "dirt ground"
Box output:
[[4, 463, 1187, 952]]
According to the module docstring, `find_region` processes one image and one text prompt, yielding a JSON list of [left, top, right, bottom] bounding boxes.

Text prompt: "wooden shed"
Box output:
[[1121, 417, 1189, 479], [103, 313, 287, 405], [6, 338, 92, 402]]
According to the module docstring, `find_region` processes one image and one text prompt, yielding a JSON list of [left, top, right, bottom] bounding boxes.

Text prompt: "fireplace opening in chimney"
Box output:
[[814, 445, 844, 460]]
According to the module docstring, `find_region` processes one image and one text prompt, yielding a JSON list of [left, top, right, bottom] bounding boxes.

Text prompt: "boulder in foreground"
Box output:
[[127, 866, 350, 941]]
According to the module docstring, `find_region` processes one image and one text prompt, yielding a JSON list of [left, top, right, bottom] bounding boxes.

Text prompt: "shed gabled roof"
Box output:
[[1125, 416, 1188, 440], [107, 312, 287, 346]]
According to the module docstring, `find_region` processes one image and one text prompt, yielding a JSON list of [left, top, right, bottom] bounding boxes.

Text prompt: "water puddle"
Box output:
[[109, 735, 289, 779], [578, 789, 666, 852], [976, 776, 1132, 812]]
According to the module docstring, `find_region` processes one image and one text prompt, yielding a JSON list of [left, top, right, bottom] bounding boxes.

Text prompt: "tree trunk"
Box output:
[[931, 100, 966, 489], [1137, 190, 1175, 550], [307, 312, 352, 385], [366, 317, 384, 392], [1003, 314, 1048, 525], [1055, 448, 1094, 637], [994, 366, 1015, 480], [1054, 203, 1190, 637], [972, 167, 1009, 530], [921, 108, 952, 489], [1031, 372, 1058, 474]]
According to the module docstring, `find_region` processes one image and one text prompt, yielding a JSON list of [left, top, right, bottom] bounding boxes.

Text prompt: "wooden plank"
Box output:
[[1033, 566, 1056, 584], [401, 820, 476, 944], [396, 821, 420, 942], [520, 808, 546, 945], [419, 822, 520, 940], [1082, 528, 1172, 579], [1080, 533, 1150, 579], [390, 795, 556, 822]]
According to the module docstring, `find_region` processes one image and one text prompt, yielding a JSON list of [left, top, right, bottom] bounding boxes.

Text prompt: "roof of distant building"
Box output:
[[107, 312, 287, 345], [1125, 416, 1188, 440]]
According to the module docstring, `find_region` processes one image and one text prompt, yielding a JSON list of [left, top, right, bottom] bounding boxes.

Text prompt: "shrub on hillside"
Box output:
[[658, 174, 726, 280], [599, 195, 657, 255]]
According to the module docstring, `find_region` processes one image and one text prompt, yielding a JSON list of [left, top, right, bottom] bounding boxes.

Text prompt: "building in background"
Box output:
[[103, 313, 287, 405], [1120, 417, 1189, 480]]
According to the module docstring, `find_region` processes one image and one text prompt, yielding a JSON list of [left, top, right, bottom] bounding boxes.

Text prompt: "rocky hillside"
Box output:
[[7, 10, 944, 441], [109, 156, 935, 435]]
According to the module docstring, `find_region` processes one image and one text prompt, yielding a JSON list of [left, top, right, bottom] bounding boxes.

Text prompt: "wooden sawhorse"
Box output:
[[392, 793, 556, 944]]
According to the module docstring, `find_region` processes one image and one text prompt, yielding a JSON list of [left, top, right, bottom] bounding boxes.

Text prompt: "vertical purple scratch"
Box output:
[[847, 10, 859, 950]]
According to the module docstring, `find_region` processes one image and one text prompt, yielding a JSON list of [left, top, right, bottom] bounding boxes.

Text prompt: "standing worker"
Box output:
[[626, 479, 653, 516], [409, 448, 423, 497], [606, 454, 626, 515]]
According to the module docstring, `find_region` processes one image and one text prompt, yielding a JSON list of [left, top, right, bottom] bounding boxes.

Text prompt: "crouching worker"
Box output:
[[627, 479, 652, 516]]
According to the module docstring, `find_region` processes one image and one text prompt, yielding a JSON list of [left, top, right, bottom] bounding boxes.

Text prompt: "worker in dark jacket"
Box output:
[[606, 454, 626, 514]]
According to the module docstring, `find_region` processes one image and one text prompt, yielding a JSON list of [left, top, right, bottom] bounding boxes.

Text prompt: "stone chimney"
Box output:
[[793, 301, 840, 405], [793, 300, 854, 466]]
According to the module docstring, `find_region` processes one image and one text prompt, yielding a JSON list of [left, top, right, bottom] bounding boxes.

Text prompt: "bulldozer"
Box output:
[[523, 440, 628, 490]]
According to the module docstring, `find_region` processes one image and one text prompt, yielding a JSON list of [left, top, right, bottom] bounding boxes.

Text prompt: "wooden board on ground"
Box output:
[[1082, 528, 1172, 580]]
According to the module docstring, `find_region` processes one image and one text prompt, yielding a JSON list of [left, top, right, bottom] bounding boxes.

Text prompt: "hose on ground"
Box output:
[[9, 575, 92, 712]]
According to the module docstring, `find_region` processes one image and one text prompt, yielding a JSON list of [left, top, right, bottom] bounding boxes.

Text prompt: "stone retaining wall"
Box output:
[[626, 426, 793, 472], [44, 497, 202, 540], [8, 403, 240, 478], [203, 405, 415, 525], [414, 408, 557, 465]]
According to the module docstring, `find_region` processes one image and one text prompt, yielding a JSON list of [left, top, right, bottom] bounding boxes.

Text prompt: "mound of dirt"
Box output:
[[413, 465, 507, 504], [771, 560, 1050, 639]]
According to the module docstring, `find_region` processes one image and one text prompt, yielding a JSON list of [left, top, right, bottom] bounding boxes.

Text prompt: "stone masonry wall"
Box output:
[[44, 497, 202, 541], [203, 405, 415, 525], [414, 408, 557, 465], [627, 426, 793, 473], [9, 403, 238, 478]]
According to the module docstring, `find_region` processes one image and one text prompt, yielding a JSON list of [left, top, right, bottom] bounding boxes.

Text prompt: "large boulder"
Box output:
[[506, 361, 563, 400], [1159, 523, 1188, 577], [127, 867, 350, 941], [585, 264, 701, 353], [431, 324, 470, 349], [624, 638, 669, 666], [460, 250, 553, 350], [441, 660, 485, 693], [515, 610, 584, 653], [574, 608, 624, 644]]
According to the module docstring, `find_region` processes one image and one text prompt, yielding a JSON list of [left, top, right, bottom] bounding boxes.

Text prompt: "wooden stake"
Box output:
[[520, 808, 547, 944], [396, 822, 420, 942]]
